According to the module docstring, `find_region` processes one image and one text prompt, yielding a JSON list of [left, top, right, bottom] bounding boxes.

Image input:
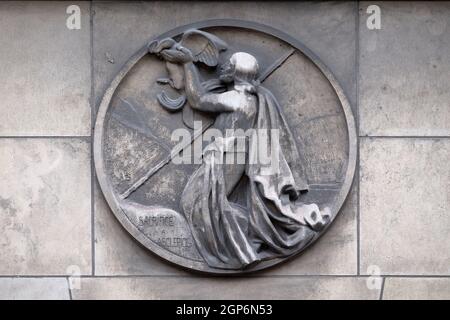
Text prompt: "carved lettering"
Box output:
[[158, 237, 192, 248], [138, 215, 175, 227]]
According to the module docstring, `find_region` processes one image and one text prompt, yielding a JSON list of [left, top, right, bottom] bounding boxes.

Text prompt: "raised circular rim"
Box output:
[[94, 19, 357, 274]]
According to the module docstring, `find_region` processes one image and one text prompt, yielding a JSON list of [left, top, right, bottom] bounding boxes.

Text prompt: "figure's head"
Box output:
[[220, 52, 259, 84]]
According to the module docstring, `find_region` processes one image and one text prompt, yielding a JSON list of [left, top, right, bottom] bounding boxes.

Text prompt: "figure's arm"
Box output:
[[183, 62, 236, 113]]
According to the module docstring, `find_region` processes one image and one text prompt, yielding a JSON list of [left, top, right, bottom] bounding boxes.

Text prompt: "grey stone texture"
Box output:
[[92, 0, 358, 277], [95, 181, 357, 276], [262, 184, 357, 275], [93, 1, 356, 109], [383, 278, 450, 300], [359, 1, 450, 136], [72, 276, 380, 300], [0, 278, 70, 300], [94, 182, 185, 275], [360, 138, 450, 275], [0, 1, 91, 136], [0, 0, 449, 299], [0, 138, 91, 275], [92, 0, 358, 276]]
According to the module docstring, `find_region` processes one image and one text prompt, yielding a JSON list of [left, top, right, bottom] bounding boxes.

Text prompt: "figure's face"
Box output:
[[219, 60, 234, 83], [219, 53, 259, 83]]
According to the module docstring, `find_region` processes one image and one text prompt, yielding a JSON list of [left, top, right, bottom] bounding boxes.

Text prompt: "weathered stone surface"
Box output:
[[360, 138, 450, 275], [72, 276, 379, 300], [383, 277, 450, 300], [95, 24, 356, 273], [264, 183, 357, 275], [1, 0, 448, 300], [359, 2, 450, 136], [95, 182, 357, 276], [0, 139, 91, 275], [0, 278, 70, 300], [93, 1, 356, 110], [94, 182, 187, 275], [0, 1, 91, 136], [264, 51, 350, 185]]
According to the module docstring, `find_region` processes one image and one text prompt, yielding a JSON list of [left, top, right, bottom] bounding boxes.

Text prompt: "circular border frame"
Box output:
[[94, 19, 357, 274]]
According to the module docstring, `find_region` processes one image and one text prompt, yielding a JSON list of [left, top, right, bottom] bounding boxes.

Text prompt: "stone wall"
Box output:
[[0, 1, 449, 300]]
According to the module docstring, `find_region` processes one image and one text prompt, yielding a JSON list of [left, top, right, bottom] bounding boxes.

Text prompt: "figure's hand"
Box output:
[[160, 45, 194, 64], [148, 38, 176, 54], [148, 37, 194, 64], [303, 205, 331, 232]]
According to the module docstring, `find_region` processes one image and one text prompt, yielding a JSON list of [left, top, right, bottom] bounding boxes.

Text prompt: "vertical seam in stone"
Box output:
[[356, 0, 361, 276], [66, 277, 73, 300], [89, 0, 96, 276], [379, 277, 386, 300]]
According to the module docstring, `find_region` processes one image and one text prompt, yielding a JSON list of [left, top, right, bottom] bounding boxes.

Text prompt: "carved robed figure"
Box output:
[[148, 30, 331, 269]]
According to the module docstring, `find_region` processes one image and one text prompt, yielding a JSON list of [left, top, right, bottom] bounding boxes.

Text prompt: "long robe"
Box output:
[[181, 85, 326, 269]]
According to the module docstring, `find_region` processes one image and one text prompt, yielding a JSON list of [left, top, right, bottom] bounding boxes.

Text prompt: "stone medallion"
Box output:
[[94, 20, 356, 274]]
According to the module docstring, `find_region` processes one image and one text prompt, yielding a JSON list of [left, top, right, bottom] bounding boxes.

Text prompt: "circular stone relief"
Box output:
[[94, 20, 356, 274]]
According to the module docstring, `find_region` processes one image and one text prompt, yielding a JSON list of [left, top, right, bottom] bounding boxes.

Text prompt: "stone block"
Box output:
[[359, 2, 450, 136], [0, 138, 91, 275], [0, 1, 91, 136], [383, 277, 450, 300], [73, 276, 380, 300], [360, 138, 450, 275], [0, 278, 70, 300]]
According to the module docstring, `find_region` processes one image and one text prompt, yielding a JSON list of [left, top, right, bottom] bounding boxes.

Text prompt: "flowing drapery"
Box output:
[[181, 86, 327, 269]]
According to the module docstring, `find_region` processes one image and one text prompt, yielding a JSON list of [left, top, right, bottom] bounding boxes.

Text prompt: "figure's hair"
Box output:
[[230, 52, 259, 82]]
